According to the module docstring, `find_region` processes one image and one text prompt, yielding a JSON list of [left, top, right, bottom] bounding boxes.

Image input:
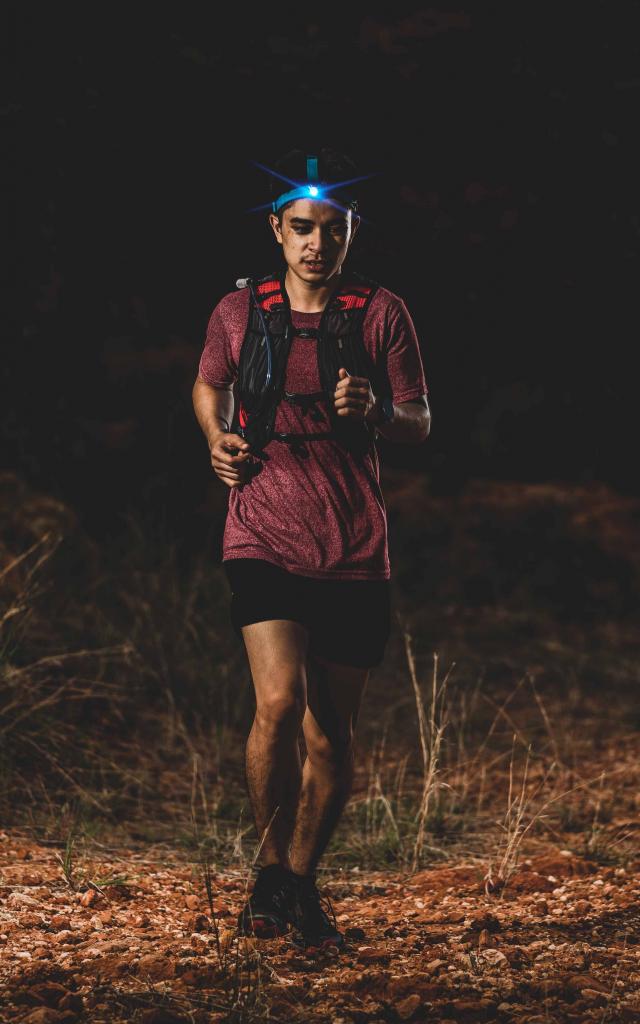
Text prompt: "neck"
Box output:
[[284, 265, 344, 313]]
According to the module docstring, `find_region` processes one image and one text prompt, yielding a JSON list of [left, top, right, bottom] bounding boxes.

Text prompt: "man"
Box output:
[[192, 148, 430, 951]]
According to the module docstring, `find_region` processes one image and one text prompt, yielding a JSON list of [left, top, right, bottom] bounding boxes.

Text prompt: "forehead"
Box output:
[[283, 198, 351, 224]]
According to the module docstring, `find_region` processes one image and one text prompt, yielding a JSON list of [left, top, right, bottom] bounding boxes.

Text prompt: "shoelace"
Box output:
[[297, 880, 338, 932], [249, 868, 292, 908]]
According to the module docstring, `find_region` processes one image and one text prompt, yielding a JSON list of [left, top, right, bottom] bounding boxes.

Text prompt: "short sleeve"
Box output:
[[197, 302, 237, 387], [380, 299, 428, 404]]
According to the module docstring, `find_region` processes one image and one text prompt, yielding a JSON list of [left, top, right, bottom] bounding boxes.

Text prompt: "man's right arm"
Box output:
[[192, 376, 252, 488], [192, 375, 235, 447]]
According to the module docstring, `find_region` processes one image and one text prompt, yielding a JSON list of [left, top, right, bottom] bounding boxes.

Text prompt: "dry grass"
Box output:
[[1, 472, 639, 1024], [1, 470, 638, 882]]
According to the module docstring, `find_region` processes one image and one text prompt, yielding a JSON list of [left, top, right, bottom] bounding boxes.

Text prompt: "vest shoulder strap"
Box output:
[[247, 270, 379, 316], [253, 273, 285, 313], [330, 271, 379, 312]]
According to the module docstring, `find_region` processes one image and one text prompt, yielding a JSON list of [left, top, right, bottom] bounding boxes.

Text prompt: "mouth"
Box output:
[[303, 260, 328, 272]]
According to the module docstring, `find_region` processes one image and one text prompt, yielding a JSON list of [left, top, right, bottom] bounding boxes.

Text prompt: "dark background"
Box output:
[[8, 4, 640, 550]]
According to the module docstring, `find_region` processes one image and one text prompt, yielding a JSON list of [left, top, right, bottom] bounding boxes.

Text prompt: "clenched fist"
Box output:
[[209, 431, 254, 488], [334, 367, 378, 423]]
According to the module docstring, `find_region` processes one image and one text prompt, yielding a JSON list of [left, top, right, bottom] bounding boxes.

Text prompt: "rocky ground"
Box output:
[[1, 832, 639, 1024], [2, 473, 640, 1022]]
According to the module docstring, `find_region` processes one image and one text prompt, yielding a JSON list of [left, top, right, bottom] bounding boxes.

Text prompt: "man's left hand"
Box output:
[[334, 367, 379, 424]]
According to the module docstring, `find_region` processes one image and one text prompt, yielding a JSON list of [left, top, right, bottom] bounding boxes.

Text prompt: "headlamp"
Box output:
[[271, 154, 351, 214]]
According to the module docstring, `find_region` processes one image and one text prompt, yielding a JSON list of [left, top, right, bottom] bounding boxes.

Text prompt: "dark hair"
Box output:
[[269, 147, 360, 220]]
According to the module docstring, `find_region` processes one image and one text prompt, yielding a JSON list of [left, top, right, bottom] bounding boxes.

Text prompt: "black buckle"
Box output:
[[272, 430, 336, 441], [283, 391, 327, 422]]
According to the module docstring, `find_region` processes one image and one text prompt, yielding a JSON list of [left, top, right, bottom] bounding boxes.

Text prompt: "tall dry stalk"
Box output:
[[188, 750, 268, 1024], [361, 730, 402, 851], [484, 735, 553, 893], [485, 741, 631, 895], [398, 617, 452, 870], [189, 753, 224, 965]]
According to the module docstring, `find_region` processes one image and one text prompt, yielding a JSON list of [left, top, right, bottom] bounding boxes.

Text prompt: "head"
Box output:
[[267, 148, 361, 284]]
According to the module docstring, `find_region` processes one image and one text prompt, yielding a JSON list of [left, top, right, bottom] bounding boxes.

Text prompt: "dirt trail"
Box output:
[[1, 831, 639, 1023]]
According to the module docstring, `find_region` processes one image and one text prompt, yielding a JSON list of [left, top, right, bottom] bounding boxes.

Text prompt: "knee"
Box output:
[[306, 730, 354, 777], [255, 689, 305, 739]]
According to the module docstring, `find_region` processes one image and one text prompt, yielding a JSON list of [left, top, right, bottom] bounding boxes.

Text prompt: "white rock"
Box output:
[[6, 893, 38, 907], [478, 949, 508, 967]]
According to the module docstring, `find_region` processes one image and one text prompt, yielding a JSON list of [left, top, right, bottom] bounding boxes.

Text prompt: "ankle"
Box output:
[[257, 859, 293, 874], [288, 866, 317, 883]]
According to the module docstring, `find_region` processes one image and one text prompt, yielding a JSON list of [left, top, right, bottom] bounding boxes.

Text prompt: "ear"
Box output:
[[349, 213, 361, 244], [268, 212, 283, 244]]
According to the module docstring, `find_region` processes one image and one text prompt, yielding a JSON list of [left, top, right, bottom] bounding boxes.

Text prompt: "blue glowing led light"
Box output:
[[268, 153, 327, 212], [247, 156, 379, 221], [271, 182, 330, 212]]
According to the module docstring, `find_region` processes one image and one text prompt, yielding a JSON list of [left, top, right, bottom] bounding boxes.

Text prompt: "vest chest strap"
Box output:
[[272, 430, 337, 442], [235, 270, 379, 455], [283, 390, 327, 406]]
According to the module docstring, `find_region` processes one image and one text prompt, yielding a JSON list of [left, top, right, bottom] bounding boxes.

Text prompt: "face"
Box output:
[[268, 198, 360, 283]]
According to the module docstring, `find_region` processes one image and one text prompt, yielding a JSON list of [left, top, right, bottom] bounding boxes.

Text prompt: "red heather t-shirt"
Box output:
[[198, 280, 428, 580]]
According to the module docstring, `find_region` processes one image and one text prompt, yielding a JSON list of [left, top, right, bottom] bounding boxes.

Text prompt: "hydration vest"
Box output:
[[231, 269, 382, 459]]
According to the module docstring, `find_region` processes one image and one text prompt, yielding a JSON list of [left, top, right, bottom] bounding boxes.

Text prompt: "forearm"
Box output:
[[373, 402, 431, 444], [192, 377, 235, 446]]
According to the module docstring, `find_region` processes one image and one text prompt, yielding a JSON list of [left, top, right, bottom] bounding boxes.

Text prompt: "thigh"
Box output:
[[241, 619, 310, 711], [305, 578, 392, 669], [223, 559, 311, 706]]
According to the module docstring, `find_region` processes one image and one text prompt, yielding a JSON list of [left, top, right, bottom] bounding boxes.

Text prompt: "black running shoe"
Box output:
[[289, 873, 344, 951], [237, 864, 295, 939]]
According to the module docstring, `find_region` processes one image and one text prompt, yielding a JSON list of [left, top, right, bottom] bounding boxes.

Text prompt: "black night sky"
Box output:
[[9, 4, 640, 548]]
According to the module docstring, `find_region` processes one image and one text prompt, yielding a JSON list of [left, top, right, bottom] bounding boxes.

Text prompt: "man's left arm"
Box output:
[[367, 394, 431, 444], [362, 295, 430, 444], [331, 294, 432, 442], [334, 368, 431, 444]]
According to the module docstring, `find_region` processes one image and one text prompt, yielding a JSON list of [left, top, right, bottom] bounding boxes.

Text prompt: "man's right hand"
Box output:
[[209, 431, 253, 488]]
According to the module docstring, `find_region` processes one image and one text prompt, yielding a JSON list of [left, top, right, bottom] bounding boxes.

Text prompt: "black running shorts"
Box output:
[[222, 558, 391, 669]]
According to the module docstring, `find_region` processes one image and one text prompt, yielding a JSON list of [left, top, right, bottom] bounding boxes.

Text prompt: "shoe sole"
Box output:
[[238, 915, 290, 939], [292, 933, 344, 952]]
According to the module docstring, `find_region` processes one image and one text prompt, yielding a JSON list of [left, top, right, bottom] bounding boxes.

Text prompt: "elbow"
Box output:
[[422, 411, 431, 442]]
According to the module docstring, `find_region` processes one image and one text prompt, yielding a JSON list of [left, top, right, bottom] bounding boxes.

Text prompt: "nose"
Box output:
[[306, 227, 331, 253]]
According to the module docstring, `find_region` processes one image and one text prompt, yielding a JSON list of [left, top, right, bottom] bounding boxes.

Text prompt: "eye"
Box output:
[[291, 225, 348, 235]]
